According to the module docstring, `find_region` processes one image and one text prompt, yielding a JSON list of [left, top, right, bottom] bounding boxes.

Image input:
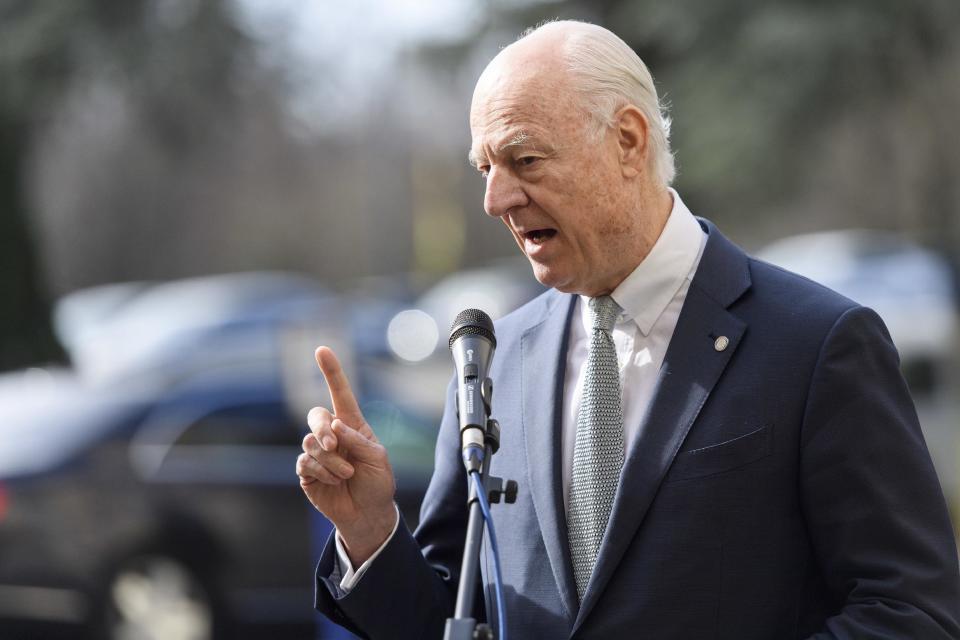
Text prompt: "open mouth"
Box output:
[[523, 228, 557, 245]]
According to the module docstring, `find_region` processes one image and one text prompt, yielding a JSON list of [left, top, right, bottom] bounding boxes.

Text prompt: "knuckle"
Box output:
[[302, 433, 316, 451], [307, 406, 329, 427], [318, 468, 340, 485], [295, 456, 309, 476], [303, 434, 324, 456]]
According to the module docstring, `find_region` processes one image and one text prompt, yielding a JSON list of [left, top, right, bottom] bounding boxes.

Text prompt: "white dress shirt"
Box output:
[[561, 189, 705, 515], [336, 189, 706, 591]]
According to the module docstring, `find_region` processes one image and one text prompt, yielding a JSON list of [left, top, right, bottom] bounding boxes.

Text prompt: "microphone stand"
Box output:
[[443, 378, 518, 640]]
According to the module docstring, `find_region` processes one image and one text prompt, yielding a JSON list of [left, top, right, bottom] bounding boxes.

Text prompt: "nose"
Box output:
[[483, 166, 527, 218]]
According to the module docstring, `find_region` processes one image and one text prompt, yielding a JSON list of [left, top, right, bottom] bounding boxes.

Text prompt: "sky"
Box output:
[[232, 0, 485, 132]]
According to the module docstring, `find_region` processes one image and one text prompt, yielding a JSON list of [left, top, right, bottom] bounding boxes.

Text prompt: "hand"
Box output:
[[296, 346, 397, 565]]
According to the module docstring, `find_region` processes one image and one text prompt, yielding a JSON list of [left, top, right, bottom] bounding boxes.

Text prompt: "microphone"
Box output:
[[449, 309, 496, 472]]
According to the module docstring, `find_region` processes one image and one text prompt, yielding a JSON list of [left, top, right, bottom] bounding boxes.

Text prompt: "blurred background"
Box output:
[[1, 0, 959, 638]]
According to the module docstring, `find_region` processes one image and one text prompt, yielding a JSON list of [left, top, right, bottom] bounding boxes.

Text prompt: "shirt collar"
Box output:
[[579, 188, 705, 337]]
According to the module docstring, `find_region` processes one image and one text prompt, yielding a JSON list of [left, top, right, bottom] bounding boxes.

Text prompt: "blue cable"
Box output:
[[470, 470, 507, 640]]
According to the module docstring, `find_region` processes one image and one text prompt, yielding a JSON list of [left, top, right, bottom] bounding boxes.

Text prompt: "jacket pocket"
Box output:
[[666, 425, 773, 482]]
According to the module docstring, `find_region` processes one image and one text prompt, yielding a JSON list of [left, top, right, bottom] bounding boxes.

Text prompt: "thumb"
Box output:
[[333, 419, 384, 465]]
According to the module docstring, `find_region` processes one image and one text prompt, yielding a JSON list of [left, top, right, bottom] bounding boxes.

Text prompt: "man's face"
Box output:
[[469, 60, 643, 296]]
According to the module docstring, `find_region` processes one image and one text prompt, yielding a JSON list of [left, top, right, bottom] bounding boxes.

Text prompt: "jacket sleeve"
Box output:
[[315, 376, 480, 639], [800, 305, 960, 639]]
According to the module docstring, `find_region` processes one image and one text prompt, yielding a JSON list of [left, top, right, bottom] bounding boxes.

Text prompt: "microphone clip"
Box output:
[[458, 377, 496, 473], [464, 418, 518, 506]]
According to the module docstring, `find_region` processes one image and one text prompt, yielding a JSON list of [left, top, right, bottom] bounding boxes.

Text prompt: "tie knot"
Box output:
[[588, 295, 620, 334]]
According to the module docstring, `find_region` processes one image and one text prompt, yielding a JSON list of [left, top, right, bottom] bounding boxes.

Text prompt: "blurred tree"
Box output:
[[415, 0, 960, 248], [599, 0, 960, 235], [6, 0, 960, 375], [0, 0, 254, 370]]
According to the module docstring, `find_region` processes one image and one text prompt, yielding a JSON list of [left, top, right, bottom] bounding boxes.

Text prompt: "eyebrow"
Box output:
[[468, 131, 548, 167]]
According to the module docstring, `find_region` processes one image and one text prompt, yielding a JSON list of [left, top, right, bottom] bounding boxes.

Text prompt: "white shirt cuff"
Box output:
[[335, 504, 400, 592]]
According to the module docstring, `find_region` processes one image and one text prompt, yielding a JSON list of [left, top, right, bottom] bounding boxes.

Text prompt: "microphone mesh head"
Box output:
[[449, 308, 496, 349]]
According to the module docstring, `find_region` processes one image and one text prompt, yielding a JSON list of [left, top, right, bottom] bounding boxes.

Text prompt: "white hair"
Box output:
[[518, 21, 676, 186]]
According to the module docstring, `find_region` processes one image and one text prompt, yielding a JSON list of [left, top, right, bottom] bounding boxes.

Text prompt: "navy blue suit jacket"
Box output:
[[316, 220, 960, 639]]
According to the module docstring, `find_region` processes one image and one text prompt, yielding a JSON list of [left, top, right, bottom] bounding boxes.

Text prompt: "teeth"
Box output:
[[523, 229, 555, 244]]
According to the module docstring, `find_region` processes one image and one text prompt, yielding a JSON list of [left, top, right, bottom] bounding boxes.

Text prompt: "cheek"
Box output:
[[570, 194, 628, 243], [600, 210, 635, 237], [581, 169, 635, 235], [567, 165, 623, 225]]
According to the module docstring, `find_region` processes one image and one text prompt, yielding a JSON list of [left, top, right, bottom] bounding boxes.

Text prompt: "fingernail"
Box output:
[[322, 436, 336, 451], [341, 463, 354, 476]]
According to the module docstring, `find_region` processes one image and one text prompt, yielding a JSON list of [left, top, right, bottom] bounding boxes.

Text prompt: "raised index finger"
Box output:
[[315, 346, 364, 427]]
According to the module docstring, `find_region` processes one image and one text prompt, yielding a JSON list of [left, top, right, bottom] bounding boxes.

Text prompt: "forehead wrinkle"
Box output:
[[469, 83, 568, 166]]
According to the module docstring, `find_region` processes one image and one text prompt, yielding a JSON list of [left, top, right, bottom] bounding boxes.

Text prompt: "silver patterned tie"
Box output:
[[568, 295, 625, 601]]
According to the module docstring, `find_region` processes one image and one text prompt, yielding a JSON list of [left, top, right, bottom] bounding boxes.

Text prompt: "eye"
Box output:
[[478, 166, 490, 179], [518, 156, 540, 167]]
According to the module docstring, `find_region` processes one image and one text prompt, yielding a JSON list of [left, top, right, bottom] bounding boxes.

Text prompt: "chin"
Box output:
[[529, 261, 577, 293]]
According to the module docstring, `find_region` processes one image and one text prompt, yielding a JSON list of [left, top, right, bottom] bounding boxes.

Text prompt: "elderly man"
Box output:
[[297, 20, 960, 639]]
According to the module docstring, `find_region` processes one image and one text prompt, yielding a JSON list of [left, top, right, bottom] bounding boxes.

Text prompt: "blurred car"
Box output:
[[52, 272, 337, 385], [757, 230, 960, 395], [0, 273, 437, 639], [369, 258, 546, 419]]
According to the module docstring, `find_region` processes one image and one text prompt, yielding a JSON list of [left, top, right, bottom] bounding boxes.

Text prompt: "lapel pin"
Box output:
[[714, 336, 729, 352]]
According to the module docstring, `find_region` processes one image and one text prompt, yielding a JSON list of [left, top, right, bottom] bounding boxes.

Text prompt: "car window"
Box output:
[[173, 403, 297, 448], [361, 400, 436, 476]]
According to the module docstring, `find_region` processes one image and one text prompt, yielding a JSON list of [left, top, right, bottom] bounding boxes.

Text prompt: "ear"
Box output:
[[614, 105, 650, 178]]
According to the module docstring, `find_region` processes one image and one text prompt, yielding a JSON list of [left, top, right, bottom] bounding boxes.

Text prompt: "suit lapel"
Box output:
[[520, 292, 579, 624], [571, 220, 752, 634]]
